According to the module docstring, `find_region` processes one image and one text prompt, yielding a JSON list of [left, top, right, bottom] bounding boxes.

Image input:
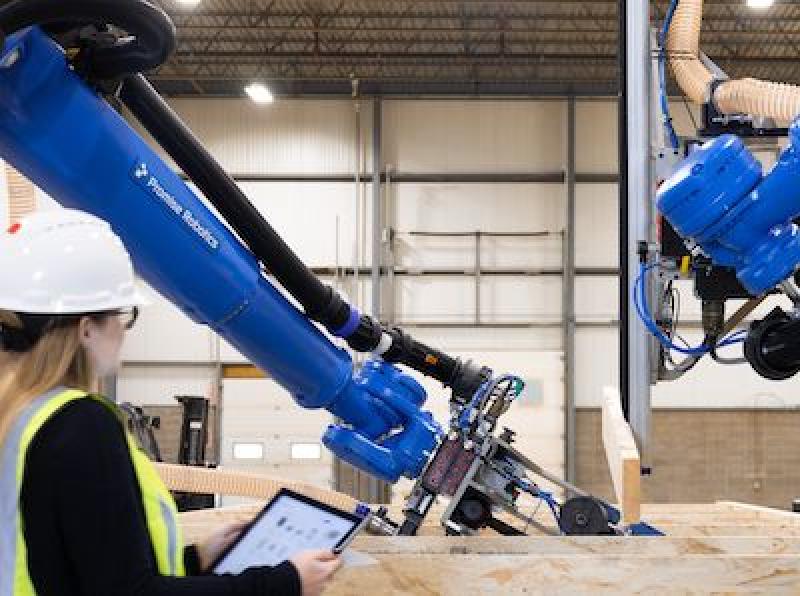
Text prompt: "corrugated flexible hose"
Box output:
[[668, 0, 800, 120]]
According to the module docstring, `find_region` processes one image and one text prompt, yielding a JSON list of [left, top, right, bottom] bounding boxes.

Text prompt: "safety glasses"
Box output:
[[115, 306, 140, 331], [92, 306, 139, 330]]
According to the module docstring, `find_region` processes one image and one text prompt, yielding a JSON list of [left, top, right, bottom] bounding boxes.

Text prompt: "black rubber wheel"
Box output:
[[560, 496, 610, 535]]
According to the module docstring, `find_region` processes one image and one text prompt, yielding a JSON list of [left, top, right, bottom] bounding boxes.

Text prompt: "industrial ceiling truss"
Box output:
[[149, 1, 800, 97]]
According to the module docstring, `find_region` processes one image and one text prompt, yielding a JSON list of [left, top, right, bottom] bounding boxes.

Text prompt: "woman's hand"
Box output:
[[289, 549, 342, 596], [195, 521, 248, 573]]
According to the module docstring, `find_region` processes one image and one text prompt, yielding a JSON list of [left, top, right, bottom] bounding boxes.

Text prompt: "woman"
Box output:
[[0, 209, 341, 596]]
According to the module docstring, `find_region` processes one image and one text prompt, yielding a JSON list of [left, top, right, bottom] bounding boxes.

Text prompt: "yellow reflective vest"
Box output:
[[0, 387, 185, 596]]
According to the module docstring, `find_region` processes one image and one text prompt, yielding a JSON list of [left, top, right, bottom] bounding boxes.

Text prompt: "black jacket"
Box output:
[[20, 398, 302, 596]]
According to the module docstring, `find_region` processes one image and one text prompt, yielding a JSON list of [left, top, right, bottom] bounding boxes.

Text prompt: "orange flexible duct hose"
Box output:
[[668, 0, 800, 121]]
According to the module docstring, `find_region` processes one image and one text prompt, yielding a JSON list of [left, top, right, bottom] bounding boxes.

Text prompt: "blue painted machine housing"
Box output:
[[324, 360, 443, 481], [657, 119, 800, 295], [0, 27, 439, 483]]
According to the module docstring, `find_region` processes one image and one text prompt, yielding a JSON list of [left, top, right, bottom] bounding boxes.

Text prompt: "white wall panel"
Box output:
[[167, 99, 370, 175], [218, 339, 248, 364], [575, 183, 618, 268], [121, 283, 215, 363], [410, 326, 562, 353], [117, 364, 216, 407], [575, 276, 618, 322], [384, 100, 565, 173], [575, 101, 617, 174], [219, 378, 333, 495], [393, 275, 562, 325], [575, 327, 619, 407], [393, 276, 474, 324], [480, 276, 563, 323], [239, 181, 366, 267], [392, 183, 565, 270]]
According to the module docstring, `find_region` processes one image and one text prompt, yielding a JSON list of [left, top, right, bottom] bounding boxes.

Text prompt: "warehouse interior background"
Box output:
[[2, 0, 800, 510]]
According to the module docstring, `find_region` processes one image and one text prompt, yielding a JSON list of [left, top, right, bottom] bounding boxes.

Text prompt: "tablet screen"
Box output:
[[213, 490, 362, 575]]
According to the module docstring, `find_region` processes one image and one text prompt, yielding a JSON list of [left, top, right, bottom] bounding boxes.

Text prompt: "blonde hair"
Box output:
[[0, 310, 95, 446]]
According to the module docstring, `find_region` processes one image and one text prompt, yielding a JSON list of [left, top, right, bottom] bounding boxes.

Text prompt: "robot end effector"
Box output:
[[657, 117, 800, 380]]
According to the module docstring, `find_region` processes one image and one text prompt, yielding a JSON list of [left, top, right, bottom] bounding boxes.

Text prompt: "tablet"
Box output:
[[211, 489, 368, 575]]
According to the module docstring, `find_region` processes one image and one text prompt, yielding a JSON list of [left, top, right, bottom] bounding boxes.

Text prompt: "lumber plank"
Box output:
[[327, 554, 800, 594], [155, 463, 356, 510], [662, 525, 800, 537], [601, 386, 640, 525], [719, 501, 800, 522], [178, 502, 800, 593], [350, 536, 800, 556], [178, 502, 800, 544]]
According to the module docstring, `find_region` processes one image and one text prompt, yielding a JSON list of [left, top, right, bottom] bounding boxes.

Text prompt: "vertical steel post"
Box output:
[[564, 97, 577, 486], [625, 1, 653, 453], [618, 0, 630, 421], [475, 231, 482, 325], [372, 97, 382, 321], [370, 97, 389, 502]]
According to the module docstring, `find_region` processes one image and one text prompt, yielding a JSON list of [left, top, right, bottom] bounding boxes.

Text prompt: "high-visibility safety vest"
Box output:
[[0, 387, 185, 595]]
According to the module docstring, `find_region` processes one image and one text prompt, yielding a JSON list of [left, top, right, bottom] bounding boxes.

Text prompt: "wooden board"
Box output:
[[350, 536, 800, 556], [327, 554, 800, 594], [601, 387, 640, 525], [178, 500, 800, 543], [177, 499, 800, 593], [155, 463, 356, 511], [221, 364, 267, 379], [163, 457, 800, 592]]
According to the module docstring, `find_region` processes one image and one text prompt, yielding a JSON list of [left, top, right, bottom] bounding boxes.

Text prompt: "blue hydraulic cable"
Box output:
[[634, 264, 746, 355], [635, 264, 747, 352], [635, 264, 722, 354], [633, 264, 707, 354], [660, 0, 681, 149], [516, 479, 562, 532], [537, 490, 563, 533]]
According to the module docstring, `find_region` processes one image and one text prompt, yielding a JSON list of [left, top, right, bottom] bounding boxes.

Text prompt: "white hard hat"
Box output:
[[0, 209, 149, 314]]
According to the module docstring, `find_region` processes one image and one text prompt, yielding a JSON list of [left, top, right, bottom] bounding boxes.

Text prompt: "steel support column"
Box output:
[[369, 97, 389, 503], [564, 97, 577, 487], [624, 1, 652, 454], [372, 97, 383, 321]]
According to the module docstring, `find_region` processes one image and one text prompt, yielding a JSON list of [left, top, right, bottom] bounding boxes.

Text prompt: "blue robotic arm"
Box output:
[[657, 119, 800, 380], [0, 24, 442, 483]]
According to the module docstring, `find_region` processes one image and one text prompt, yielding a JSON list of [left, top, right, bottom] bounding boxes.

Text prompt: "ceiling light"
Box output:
[[175, 0, 202, 6], [747, 0, 774, 8], [244, 82, 274, 104]]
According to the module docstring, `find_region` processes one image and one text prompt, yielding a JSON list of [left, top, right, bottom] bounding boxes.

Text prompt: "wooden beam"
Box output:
[[347, 536, 800, 556], [718, 501, 800, 522], [221, 364, 267, 379], [178, 500, 800, 592], [659, 525, 800, 538], [327, 555, 800, 594], [601, 386, 641, 524], [155, 463, 355, 509]]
